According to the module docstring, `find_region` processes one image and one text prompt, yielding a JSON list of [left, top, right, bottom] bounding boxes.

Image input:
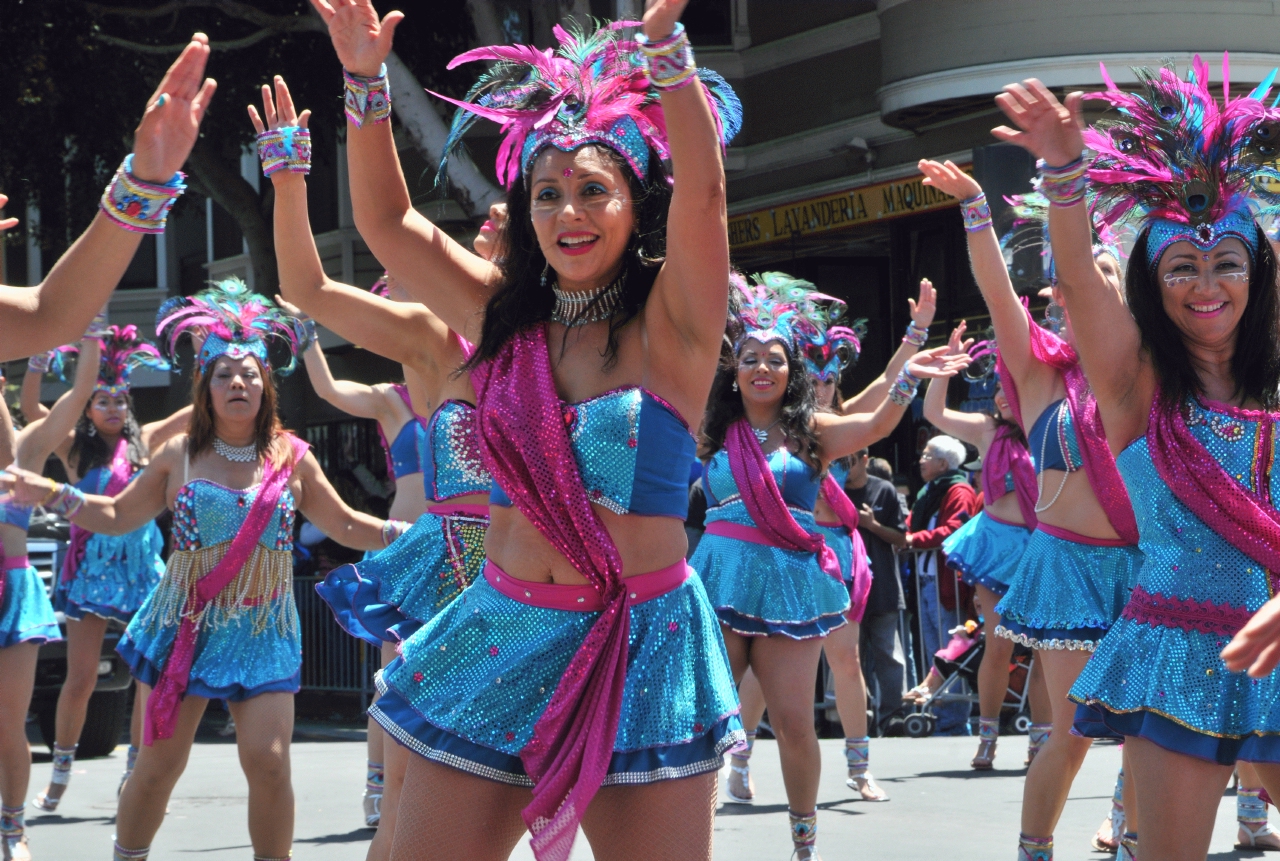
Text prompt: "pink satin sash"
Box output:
[[818, 474, 873, 622], [982, 428, 1038, 530], [484, 560, 689, 611], [996, 304, 1137, 544], [1037, 521, 1132, 548], [144, 435, 309, 745], [61, 436, 134, 585], [470, 324, 630, 861], [1147, 395, 1280, 576], [723, 419, 842, 581], [0, 556, 28, 605], [426, 502, 490, 519]]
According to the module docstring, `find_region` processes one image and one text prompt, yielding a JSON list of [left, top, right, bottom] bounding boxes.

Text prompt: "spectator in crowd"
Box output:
[[866, 457, 893, 482], [844, 449, 908, 721]]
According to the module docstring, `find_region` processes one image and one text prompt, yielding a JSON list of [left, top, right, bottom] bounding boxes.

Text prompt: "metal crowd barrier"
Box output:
[[292, 573, 379, 707]]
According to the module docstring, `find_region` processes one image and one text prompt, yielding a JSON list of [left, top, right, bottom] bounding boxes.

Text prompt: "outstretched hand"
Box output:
[[920, 160, 983, 202], [0, 466, 58, 509], [0, 195, 19, 235], [907, 278, 937, 330], [310, 0, 403, 78], [131, 34, 217, 184], [907, 345, 972, 380], [643, 0, 690, 40], [248, 76, 312, 136], [991, 79, 1084, 168], [274, 295, 307, 319], [945, 321, 974, 357], [1222, 596, 1280, 677]]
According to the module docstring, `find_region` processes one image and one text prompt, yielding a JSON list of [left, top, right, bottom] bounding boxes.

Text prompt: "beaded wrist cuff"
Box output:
[[961, 192, 993, 233], [27, 353, 51, 374], [86, 312, 112, 339], [1038, 156, 1088, 207], [381, 519, 410, 548], [637, 23, 698, 91], [258, 126, 312, 176], [99, 155, 186, 234], [903, 322, 928, 347], [44, 483, 85, 518], [889, 367, 921, 406], [299, 318, 318, 351], [344, 65, 392, 128]]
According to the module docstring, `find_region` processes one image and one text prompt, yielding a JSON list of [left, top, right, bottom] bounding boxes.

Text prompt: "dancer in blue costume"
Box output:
[[925, 322, 1049, 770], [21, 326, 190, 812], [993, 58, 1280, 861], [920, 158, 1143, 861], [254, 76, 496, 860], [312, 1, 747, 858], [729, 279, 938, 809], [691, 272, 968, 858], [3, 281, 408, 861], [0, 392, 58, 861]]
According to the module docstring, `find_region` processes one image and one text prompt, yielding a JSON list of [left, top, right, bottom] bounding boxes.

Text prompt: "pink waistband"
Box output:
[[4, 556, 29, 570], [483, 559, 689, 612], [1038, 522, 1133, 548], [986, 512, 1030, 529], [815, 519, 844, 529], [706, 520, 783, 546], [427, 503, 490, 519]]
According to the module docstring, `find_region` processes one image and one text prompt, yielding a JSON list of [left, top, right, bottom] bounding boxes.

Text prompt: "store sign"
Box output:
[[728, 167, 970, 251]]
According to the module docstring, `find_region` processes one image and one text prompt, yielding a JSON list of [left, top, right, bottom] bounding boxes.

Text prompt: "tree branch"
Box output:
[[84, 0, 325, 53], [186, 140, 278, 294]]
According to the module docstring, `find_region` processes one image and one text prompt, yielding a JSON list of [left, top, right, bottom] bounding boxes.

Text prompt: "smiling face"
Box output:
[[208, 355, 265, 423], [528, 146, 635, 292], [86, 390, 128, 436], [736, 338, 790, 408], [1155, 238, 1250, 350], [474, 201, 509, 263], [993, 383, 1013, 422]]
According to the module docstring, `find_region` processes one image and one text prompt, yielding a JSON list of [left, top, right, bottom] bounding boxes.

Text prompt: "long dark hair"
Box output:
[[69, 392, 146, 475], [699, 339, 822, 471], [1127, 224, 1280, 409], [466, 145, 672, 371]]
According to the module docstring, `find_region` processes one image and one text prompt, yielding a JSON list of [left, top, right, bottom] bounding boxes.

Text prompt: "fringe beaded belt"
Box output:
[[144, 543, 297, 637]]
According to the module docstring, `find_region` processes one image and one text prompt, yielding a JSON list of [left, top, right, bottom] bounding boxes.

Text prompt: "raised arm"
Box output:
[[841, 278, 936, 413], [0, 37, 215, 360], [140, 405, 192, 454], [17, 338, 101, 467], [992, 80, 1149, 442], [20, 357, 50, 423], [816, 347, 971, 463], [294, 339, 401, 426], [310, 0, 496, 341], [0, 388, 15, 471], [921, 323, 992, 449], [293, 450, 389, 552]]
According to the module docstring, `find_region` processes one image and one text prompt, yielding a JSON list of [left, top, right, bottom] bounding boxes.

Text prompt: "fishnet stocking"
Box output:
[[580, 772, 718, 861], [390, 756, 529, 861]]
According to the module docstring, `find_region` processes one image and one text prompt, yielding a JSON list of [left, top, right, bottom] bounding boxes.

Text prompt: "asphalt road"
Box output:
[[19, 727, 1258, 860]]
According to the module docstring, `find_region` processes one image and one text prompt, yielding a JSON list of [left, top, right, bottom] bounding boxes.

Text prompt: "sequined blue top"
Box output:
[[387, 419, 424, 482], [489, 387, 696, 518], [171, 480, 296, 552], [703, 446, 822, 512], [828, 462, 849, 490], [422, 400, 490, 503], [0, 501, 30, 531], [1028, 399, 1084, 474]]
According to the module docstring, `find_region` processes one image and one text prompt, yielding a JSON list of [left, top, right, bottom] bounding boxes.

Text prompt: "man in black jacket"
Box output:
[[845, 449, 908, 721]]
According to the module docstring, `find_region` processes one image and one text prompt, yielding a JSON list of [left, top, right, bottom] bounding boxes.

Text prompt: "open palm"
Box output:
[[991, 79, 1084, 168], [132, 35, 217, 183], [310, 0, 403, 78]]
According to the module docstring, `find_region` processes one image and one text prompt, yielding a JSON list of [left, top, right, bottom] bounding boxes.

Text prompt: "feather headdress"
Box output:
[[734, 271, 859, 375], [155, 278, 306, 375], [46, 326, 169, 395], [1085, 54, 1280, 271], [432, 20, 741, 187]]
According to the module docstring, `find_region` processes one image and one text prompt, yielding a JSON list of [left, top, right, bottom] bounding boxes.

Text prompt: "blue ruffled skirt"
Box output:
[[0, 565, 61, 648], [691, 507, 850, 639], [117, 546, 301, 700], [317, 509, 488, 645], [942, 512, 1031, 597], [371, 565, 744, 786], [994, 529, 1142, 650], [56, 524, 166, 623]]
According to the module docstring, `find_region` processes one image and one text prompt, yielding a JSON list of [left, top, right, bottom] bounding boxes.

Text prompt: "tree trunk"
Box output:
[[185, 140, 278, 295], [464, 0, 506, 46], [384, 51, 503, 219]]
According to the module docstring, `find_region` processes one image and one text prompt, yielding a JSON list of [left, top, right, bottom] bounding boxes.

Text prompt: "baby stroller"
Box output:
[[903, 623, 1036, 738]]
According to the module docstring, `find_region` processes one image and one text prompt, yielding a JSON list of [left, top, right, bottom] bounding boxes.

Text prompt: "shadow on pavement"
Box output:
[[716, 803, 790, 816], [295, 828, 375, 845]]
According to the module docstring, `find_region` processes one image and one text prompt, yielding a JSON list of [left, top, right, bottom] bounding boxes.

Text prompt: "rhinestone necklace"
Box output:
[[751, 420, 780, 445], [550, 272, 627, 327], [213, 437, 258, 463]]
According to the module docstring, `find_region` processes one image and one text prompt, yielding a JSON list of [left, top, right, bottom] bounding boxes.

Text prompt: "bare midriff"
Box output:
[[485, 505, 688, 585], [1034, 469, 1121, 541], [387, 475, 428, 522], [985, 491, 1024, 526], [0, 522, 26, 559]]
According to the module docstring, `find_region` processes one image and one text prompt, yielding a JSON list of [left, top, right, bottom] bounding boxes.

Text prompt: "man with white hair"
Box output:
[[904, 435, 980, 728]]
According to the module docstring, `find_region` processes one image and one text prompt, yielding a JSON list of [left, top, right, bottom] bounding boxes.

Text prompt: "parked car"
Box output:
[[27, 513, 133, 759]]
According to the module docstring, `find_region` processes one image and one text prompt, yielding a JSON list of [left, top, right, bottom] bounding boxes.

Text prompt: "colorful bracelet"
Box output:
[[43, 483, 86, 518], [889, 367, 921, 407], [344, 65, 392, 128], [961, 192, 992, 233], [381, 518, 410, 548], [903, 322, 929, 347], [27, 353, 51, 374], [98, 155, 186, 234], [298, 317, 318, 351], [1038, 156, 1088, 207], [85, 312, 112, 339], [637, 23, 698, 91], [257, 126, 312, 177]]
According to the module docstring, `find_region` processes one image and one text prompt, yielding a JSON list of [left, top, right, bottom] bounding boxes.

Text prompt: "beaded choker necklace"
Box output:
[[550, 272, 627, 327], [213, 437, 258, 463]]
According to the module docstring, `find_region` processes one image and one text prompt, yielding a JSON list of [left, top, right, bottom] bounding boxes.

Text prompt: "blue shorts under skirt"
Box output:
[[317, 510, 488, 646], [1073, 702, 1280, 765], [942, 512, 1031, 597], [994, 529, 1142, 651], [370, 567, 744, 787], [0, 566, 60, 648]]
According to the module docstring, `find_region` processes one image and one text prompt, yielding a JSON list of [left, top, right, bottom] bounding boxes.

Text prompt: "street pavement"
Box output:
[[21, 726, 1256, 860]]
